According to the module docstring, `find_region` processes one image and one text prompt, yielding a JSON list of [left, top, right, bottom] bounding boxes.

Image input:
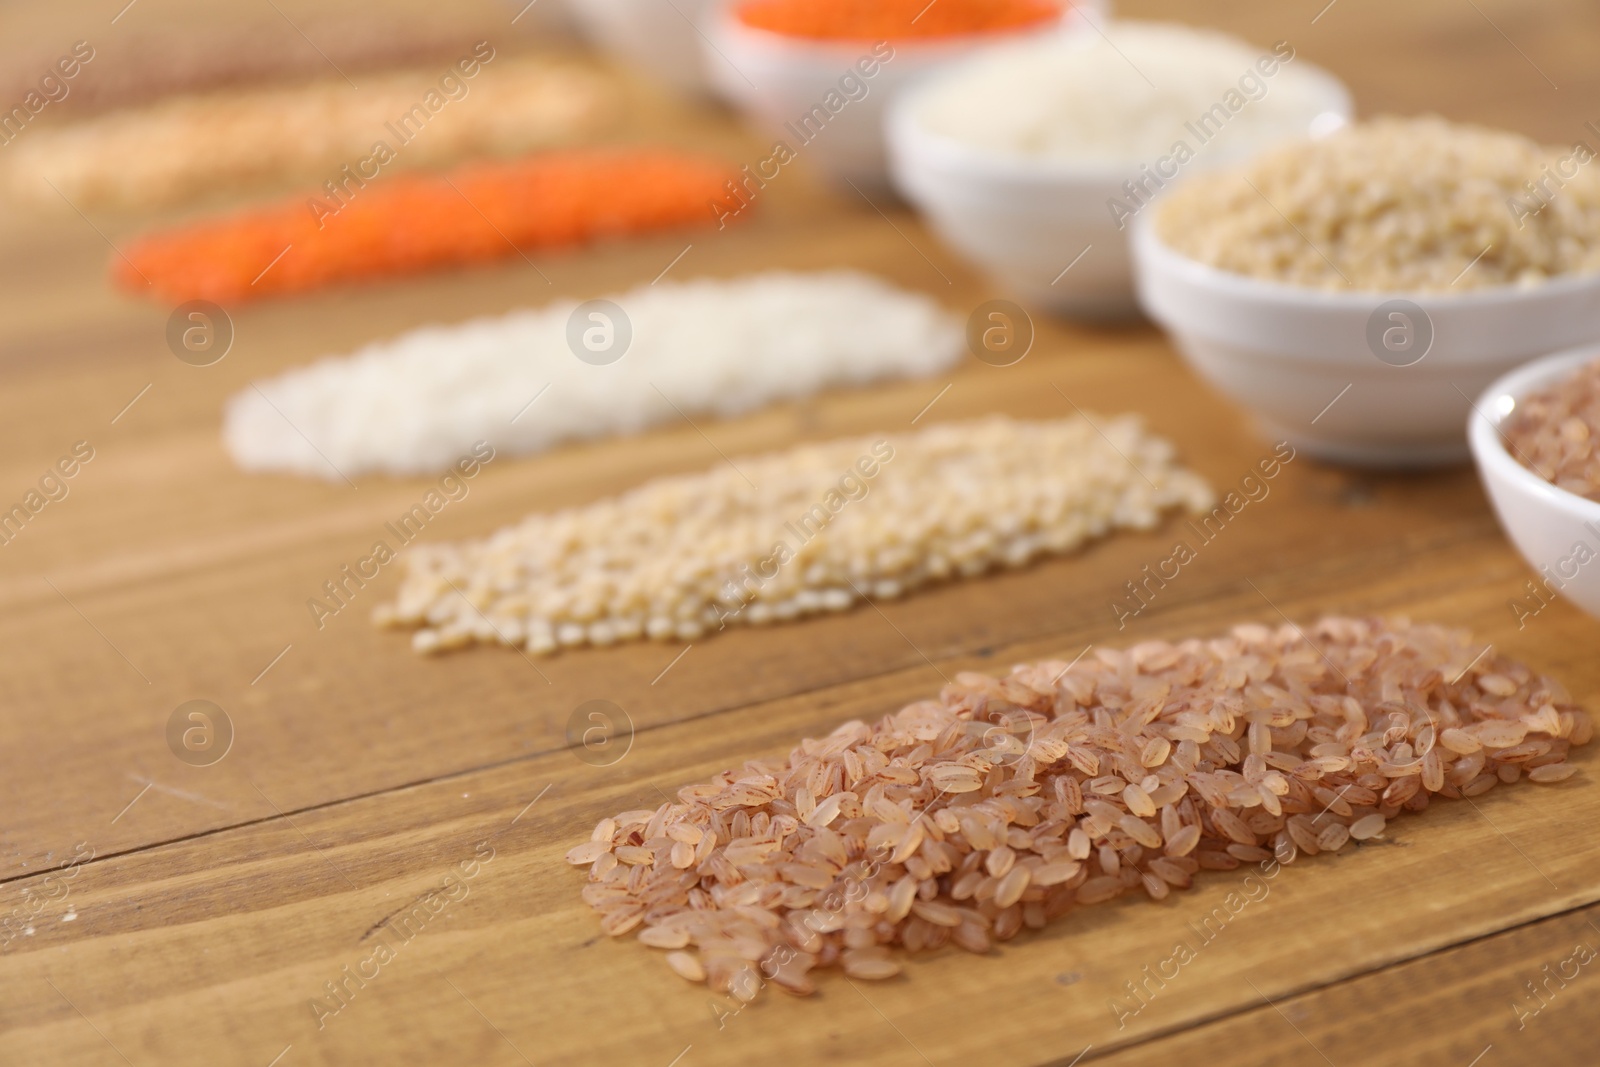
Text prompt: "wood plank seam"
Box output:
[[0, 515, 1528, 892]]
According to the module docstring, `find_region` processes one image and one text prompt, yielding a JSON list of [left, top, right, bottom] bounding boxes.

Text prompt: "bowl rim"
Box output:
[[1469, 344, 1600, 523], [1132, 212, 1600, 309], [886, 46, 1352, 186]]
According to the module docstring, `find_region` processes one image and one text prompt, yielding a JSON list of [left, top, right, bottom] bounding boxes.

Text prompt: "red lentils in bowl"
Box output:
[[734, 0, 1066, 40]]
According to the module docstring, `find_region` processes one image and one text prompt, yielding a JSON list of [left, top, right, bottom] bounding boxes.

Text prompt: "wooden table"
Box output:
[[2, 0, 1597, 1064]]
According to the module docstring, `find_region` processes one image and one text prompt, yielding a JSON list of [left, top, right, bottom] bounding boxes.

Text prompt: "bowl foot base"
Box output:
[[1259, 420, 1471, 469], [1007, 286, 1142, 322]]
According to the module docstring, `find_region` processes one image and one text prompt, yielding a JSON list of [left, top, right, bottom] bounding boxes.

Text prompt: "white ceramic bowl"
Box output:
[[1133, 219, 1600, 466], [1470, 347, 1600, 622], [503, 0, 578, 35], [886, 49, 1350, 318], [567, 0, 722, 94], [703, 6, 1085, 187]]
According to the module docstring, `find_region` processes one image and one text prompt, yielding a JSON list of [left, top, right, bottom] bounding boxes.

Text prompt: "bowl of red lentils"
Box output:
[[1471, 346, 1600, 624]]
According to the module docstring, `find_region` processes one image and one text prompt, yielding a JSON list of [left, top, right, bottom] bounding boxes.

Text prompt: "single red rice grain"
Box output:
[[1348, 814, 1387, 840], [666, 951, 706, 982]]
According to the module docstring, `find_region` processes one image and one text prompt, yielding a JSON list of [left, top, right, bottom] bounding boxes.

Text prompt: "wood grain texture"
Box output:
[[1, 0, 1597, 1064], [1092, 901, 1600, 1067]]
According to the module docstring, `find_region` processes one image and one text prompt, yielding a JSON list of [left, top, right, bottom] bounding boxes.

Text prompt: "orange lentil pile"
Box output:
[[115, 149, 739, 304], [735, 0, 1065, 40]]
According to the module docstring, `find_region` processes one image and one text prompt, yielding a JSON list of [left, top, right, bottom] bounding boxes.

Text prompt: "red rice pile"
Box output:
[[567, 618, 1588, 998], [1503, 357, 1600, 502]]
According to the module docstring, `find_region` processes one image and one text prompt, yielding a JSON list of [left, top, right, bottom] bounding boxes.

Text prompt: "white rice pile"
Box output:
[[911, 21, 1344, 166], [223, 271, 963, 479]]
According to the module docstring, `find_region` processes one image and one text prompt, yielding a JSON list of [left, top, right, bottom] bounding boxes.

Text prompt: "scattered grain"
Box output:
[[1347, 814, 1387, 841], [665, 951, 707, 982]]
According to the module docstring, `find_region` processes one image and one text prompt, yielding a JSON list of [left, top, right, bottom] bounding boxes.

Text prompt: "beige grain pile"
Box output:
[[5, 58, 612, 208], [375, 416, 1213, 655], [1156, 117, 1600, 291], [0, 24, 516, 118], [567, 617, 1588, 998], [1503, 358, 1600, 501]]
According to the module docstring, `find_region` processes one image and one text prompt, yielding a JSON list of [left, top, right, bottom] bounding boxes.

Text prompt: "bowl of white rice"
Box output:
[[886, 21, 1350, 318]]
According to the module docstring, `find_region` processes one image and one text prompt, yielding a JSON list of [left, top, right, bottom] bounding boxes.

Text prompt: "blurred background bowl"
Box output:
[[703, 3, 1084, 188], [1134, 219, 1600, 466], [886, 27, 1350, 318], [566, 0, 721, 94], [1471, 347, 1600, 621], [502, 0, 579, 36], [887, 105, 1141, 318]]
